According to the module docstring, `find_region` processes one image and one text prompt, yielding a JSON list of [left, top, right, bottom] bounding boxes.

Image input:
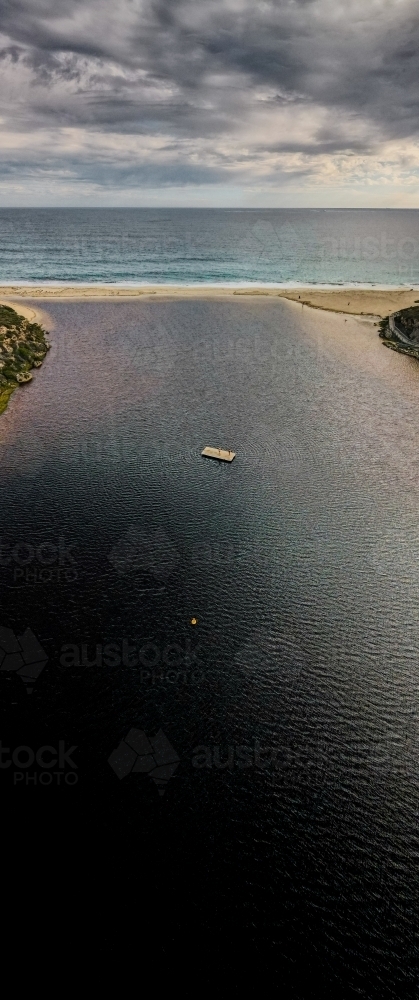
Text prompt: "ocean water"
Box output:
[[0, 208, 418, 286], [2, 296, 419, 992]]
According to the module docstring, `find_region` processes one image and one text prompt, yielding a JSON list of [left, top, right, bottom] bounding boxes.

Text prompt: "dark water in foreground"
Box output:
[[2, 298, 419, 992]]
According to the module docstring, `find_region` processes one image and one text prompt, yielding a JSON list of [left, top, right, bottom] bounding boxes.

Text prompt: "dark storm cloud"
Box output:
[[0, 0, 418, 192], [0, 153, 226, 187]]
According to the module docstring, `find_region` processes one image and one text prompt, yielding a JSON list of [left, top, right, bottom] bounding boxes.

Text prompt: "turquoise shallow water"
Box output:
[[1, 297, 419, 992], [0, 208, 419, 286]]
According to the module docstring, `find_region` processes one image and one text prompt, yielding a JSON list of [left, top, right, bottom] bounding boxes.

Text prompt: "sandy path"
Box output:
[[0, 297, 52, 328]]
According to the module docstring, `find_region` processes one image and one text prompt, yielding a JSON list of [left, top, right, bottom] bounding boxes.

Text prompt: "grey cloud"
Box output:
[[0, 0, 418, 193], [0, 149, 227, 187]]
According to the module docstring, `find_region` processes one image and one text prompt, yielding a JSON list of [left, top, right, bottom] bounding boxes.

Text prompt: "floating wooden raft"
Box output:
[[201, 446, 236, 462]]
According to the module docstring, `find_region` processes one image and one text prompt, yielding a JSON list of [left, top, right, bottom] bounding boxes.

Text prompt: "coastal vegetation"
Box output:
[[0, 305, 50, 414], [379, 304, 419, 360]]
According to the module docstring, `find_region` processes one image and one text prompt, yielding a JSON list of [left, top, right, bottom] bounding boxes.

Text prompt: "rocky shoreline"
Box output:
[[379, 304, 419, 360], [0, 304, 50, 414]]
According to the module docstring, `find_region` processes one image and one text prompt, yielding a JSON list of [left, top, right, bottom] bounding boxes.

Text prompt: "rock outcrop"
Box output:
[[0, 304, 50, 414]]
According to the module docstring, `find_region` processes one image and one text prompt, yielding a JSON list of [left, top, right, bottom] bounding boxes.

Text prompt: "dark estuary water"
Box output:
[[2, 297, 419, 993]]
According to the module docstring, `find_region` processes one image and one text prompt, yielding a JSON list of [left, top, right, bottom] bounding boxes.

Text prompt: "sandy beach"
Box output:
[[0, 296, 51, 328], [0, 285, 418, 319]]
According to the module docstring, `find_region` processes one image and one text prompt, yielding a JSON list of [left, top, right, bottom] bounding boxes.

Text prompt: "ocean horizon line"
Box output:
[[1, 206, 419, 212]]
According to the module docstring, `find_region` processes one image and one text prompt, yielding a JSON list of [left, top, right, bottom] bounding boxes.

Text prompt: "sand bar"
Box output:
[[0, 285, 418, 318], [0, 298, 51, 327]]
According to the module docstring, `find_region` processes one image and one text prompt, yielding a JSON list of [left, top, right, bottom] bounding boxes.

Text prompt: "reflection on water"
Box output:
[[1, 297, 419, 992]]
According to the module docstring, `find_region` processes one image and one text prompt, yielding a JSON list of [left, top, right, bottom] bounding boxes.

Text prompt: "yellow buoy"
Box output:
[[190, 617, 198, 625]]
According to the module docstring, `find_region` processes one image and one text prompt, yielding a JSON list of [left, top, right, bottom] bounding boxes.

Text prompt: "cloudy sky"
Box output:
[[0, 0, 418, 206]]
